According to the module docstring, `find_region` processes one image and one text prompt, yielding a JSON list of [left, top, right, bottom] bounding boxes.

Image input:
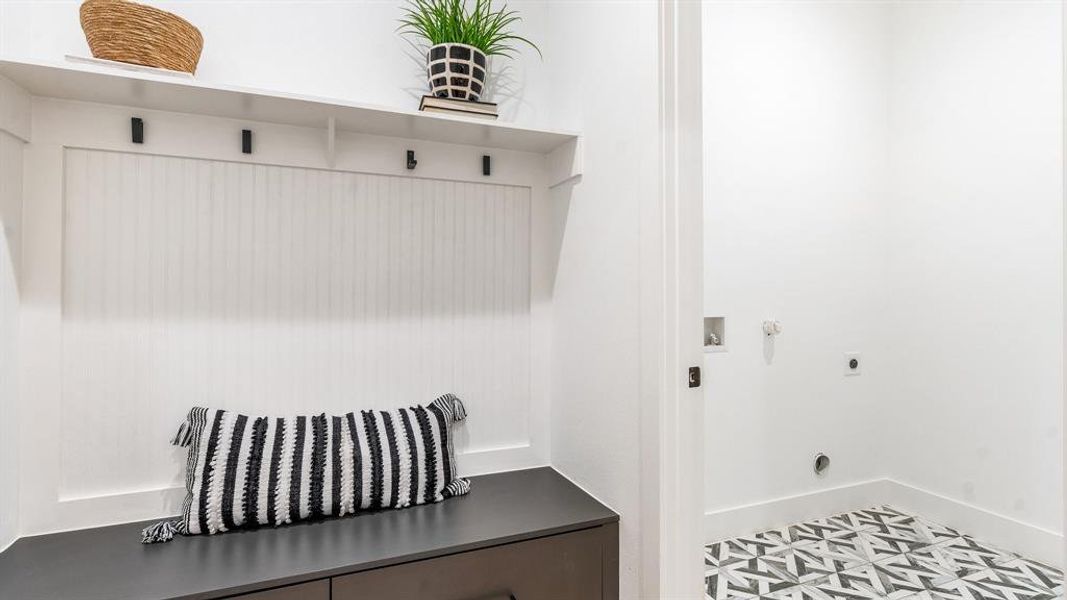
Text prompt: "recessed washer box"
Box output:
[[704, 316, 726, 353]]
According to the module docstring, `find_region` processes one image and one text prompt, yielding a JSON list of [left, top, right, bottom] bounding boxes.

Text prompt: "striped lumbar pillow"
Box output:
[[141, 394, 470, 543]]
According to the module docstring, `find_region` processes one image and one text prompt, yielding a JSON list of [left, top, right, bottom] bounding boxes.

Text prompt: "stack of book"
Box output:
[[418, 95, 498, 120]]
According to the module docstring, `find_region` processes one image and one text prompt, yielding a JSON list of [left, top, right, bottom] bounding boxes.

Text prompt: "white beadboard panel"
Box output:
[[0, 132, 21, 551], [60, 149, 531, 501]]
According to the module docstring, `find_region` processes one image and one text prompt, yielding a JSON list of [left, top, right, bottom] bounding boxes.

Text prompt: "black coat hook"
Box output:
[[131, 117, 144, 144], [482, 155, 491, 176], [406, 150, 417, 170], [242, 129, 252, 154]]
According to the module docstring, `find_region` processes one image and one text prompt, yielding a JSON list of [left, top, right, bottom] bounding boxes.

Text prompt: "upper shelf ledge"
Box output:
[[0, 57, 579, 154]]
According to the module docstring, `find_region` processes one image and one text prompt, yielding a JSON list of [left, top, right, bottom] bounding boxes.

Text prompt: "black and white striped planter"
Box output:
[[427, 43, 487, 101]]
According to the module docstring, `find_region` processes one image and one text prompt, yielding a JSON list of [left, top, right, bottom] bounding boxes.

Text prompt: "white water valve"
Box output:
[[762, 319, 783, 337]]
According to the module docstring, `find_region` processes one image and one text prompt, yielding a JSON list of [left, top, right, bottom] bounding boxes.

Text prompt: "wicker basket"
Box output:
[[79, 0, 203, 74]]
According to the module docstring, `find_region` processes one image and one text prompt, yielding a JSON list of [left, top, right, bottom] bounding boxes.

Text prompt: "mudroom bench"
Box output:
[[0, 468, 619, 600]]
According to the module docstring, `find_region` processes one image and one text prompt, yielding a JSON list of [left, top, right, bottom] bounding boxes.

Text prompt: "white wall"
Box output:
[[0, 0, 549, 125], [703, 0, 1063, 559], [0, 130, 21, 552], [542, 2, 660, 598], [15, 95, 554, 534], [885, 0, 1063, 537], [702, 0, 892, 519]]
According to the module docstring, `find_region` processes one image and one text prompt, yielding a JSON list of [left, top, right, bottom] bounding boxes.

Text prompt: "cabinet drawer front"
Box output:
[[332, 528, 603, 600], [230, 580, 329, 600]]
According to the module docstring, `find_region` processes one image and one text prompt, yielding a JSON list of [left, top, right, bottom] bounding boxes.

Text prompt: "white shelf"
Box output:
[[0, 57, 579, 154]]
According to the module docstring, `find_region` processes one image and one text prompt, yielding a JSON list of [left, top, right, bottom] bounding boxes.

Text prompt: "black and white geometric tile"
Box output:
[[802, 536, 872, 573], [705, 506, 1062, 600]]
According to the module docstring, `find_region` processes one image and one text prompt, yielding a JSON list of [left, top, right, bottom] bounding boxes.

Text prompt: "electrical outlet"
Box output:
[[844, 352, 862, 376]]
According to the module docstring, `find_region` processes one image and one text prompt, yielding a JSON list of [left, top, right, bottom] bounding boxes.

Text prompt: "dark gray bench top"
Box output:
[[0, 467, 618, 600]]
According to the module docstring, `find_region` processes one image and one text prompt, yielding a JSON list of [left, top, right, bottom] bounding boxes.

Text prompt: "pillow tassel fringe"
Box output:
[[450, 395, 467, 421], [443, 478, 471, 498], [170, 419, 193, 447], [141, 519, 181, 544], [433, 393, 467, 422]]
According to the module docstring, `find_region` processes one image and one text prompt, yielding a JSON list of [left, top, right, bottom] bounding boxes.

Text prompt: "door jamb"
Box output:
[[641, 0, 705, 597]]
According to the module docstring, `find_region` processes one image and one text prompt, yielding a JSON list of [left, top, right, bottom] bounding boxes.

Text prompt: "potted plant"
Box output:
[[399, 0, 541, 102]]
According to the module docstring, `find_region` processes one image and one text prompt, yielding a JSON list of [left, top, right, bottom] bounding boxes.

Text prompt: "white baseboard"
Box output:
[[705, 479, 894, 544], [885, 478, 1063, 568], [705, 478, 1064, 568]]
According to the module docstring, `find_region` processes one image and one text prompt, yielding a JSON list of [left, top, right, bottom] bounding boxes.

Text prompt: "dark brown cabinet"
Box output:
[[233, 524, 617, 600], [333, 526, 614, 600]]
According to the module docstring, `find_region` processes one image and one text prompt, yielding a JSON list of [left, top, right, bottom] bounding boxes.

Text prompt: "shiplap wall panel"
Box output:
[[0, 132, 21, 549], [60, 149, 531, 500]]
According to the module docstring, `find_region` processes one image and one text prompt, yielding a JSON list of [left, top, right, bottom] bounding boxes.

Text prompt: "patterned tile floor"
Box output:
[[705, 505, 1063, 600]]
